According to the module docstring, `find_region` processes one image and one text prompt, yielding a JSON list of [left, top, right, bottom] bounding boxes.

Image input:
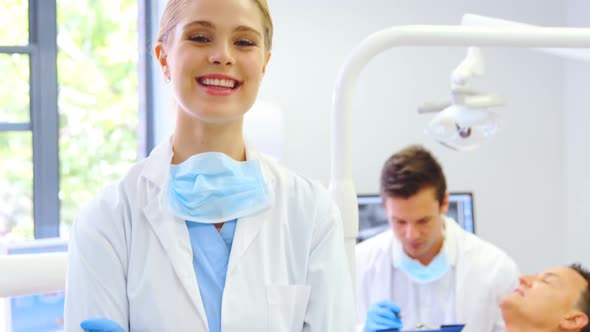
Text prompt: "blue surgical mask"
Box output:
[[168, 152, 270, 223], [399, 249, 450, 284]]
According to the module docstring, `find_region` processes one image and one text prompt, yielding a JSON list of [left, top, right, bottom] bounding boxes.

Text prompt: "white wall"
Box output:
[[564, 0, 590, 267], [155, 0, 574, 273]]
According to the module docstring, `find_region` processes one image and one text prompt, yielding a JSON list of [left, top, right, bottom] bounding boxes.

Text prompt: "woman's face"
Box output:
[[156, 0, 271, 124]]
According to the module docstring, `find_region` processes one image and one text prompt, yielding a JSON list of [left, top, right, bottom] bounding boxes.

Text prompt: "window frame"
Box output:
[[0, 0, 59, 238], [30, 0, 60, 238]]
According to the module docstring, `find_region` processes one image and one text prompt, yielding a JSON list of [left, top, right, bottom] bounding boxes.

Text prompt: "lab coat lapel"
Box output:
[[226, 204, 269, 276], [225, 145, 276, 276], [455, 266, 465, 323], [445, 220, 466, 323], [143, 197, 209, 329], [140, 140, 208, 328]]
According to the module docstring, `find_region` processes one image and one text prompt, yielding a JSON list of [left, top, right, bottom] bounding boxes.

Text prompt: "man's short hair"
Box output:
[[570, 263, 590, 332], [380, 145, 447, 204]]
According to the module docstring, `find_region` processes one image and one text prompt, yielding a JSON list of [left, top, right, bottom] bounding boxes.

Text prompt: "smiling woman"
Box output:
[[64, 0, 354, 331], [154, 0, 271, 135]]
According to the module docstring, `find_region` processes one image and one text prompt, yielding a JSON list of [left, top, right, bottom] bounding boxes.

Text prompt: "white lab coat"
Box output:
[[356, 218, 519, 332], [64, 140, 354, 332]]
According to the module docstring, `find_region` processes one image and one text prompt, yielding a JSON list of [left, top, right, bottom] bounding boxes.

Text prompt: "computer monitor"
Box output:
[[0, 238, 68, 332], [357, 192, 475, 243]]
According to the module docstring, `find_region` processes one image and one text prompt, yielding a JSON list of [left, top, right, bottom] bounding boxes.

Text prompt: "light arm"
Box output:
[[462, 14, 590, 62]]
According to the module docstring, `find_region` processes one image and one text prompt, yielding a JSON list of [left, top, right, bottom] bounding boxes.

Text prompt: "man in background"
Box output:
[[356, 145, 519, 332]]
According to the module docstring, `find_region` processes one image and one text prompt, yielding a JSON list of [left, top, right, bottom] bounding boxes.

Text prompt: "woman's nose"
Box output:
[[208, 43, 234, 65]]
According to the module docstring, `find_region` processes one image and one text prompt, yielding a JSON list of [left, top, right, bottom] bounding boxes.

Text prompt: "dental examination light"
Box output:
[[420, 14, 590, 151], [330, 15, 590, 279], [419, 47, 504, 151]]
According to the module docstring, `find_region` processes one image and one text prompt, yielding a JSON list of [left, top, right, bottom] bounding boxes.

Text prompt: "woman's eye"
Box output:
[[189, 35, 210, 43], [235, 39, 256, 47]]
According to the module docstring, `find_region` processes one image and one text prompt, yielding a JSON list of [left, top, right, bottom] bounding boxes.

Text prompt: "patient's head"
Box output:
[[501, 264, 590, 332]]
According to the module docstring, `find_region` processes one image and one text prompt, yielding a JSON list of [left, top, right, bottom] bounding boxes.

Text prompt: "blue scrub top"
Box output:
[[186, 220, 237, 332]]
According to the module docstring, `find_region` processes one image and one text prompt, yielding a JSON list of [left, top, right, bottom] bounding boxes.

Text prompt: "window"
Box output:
[[0, 0, 143, 242], [57, 0, 140, 237], [0, 0, 57, 240]]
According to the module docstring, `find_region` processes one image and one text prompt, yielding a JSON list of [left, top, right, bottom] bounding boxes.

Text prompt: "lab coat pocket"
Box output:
[[267, 284, 311, 332]]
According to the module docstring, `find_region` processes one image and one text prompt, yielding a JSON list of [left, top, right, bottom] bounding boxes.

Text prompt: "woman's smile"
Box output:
[[196, 73, 242, 96]]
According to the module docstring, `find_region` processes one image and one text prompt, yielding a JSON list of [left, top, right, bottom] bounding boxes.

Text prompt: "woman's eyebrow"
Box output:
[[181, 20, 215, 33], [234, 25, 262, 38]]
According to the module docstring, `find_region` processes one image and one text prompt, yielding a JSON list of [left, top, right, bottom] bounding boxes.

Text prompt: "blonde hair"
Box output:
[[156, 0, 274, 50]]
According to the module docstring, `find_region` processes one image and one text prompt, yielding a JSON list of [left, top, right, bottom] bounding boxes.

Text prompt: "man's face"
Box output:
[[500, 266, 589, 330], [383, 187, 448, 263]]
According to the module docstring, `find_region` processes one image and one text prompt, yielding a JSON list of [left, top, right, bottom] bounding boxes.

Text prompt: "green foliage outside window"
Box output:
[[58, 0, 138, 234], [0, 0, 139, 240]]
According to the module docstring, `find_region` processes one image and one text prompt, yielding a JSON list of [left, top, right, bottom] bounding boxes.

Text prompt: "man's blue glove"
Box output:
[[80, 318, 126, 332], [364, 300, 403, 332]]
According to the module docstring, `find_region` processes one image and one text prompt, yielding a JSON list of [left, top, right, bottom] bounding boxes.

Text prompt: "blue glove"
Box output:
[[80, 318, 126, 332], [364, 300, 403, 332]]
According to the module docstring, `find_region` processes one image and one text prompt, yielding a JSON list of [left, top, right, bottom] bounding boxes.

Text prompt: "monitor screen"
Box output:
[[357, 192, 475, 243], [1, 239, 68, 332]]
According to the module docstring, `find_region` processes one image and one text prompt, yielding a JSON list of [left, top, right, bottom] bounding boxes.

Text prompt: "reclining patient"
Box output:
[[501, 263, 590, 332]]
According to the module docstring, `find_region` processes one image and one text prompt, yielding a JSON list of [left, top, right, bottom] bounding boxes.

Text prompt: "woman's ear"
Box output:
[[154, 43, 167, 66], [261, 51, 272, 76], [154, 43, 170, 81]]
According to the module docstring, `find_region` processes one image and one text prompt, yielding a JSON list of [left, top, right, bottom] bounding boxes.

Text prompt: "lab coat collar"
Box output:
[[391, 216, 459, 268], [442, 217, 460, 267], [140, 138, 276, 323]]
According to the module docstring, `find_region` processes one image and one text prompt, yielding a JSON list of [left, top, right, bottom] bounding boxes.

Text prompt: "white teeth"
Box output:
[[200, 78, 236, 88]]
